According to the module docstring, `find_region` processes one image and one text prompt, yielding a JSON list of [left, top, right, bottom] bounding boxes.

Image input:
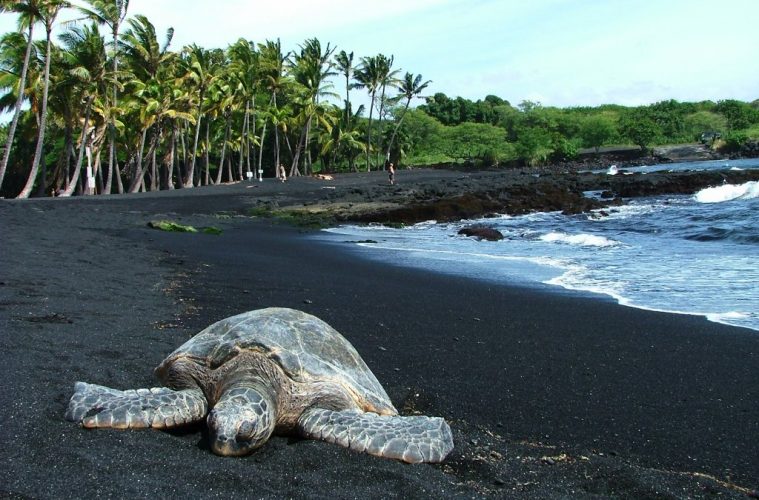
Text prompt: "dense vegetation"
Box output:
[[1, 1, 758, 198], [0, 0, 432, 197], [407, 94, 759, 166]]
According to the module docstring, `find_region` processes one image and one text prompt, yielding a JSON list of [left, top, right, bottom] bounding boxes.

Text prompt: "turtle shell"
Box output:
[[156, 308, 396, 415]]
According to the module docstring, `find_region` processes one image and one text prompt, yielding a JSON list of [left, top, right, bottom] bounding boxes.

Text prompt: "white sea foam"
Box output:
[[539, 232, 620, 247], [607, 165, 619, 175], [730, 167, 744, 171], [694, 181, 759, 203]]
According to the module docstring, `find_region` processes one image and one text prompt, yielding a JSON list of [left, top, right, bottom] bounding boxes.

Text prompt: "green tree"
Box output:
[[56, 22, 108, 196], [17, 0, 70, 198], [619, 110, 661, 152], [289, 38, 336, 176], [385, 72, 430, 163], [334, 50, 353, 128], [78, 0, 131, 194], [354, 54, 382, 171], [178, 43, 216, 187], [683, 111, 727, 141], [580, 115, 617, 152], [372, 53, 399, 168], [0, 0, 42, 192], [258, 38, 289, 175], [715, 99, 759, 130]]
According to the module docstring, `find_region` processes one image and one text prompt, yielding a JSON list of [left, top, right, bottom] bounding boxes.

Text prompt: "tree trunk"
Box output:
[[257, 119, 268, 179], [0, 23, 35, 191], [203, 119, 210, 185], [106, 26, 122, 196], [216, 113, 230, 184], [304, 110, 313, 176], [376, 86, 387, 170], [239, 100, 249, 181], [150, 146, 158, 191], [128, 128, 149, 193], [364, 91, 376, 172], [178, 121, 187, 186], [60, 97, 94, 197], [184, 92, 204, 188], [249, 98, 256, 180], [165, 125, 176, 189], [385, 99, 412, 162], [17, 25, 54, 199], [290, 117, 310, 177]]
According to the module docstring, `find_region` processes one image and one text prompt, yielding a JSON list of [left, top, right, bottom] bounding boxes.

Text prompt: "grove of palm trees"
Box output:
[[3, 1, 758, 200], [0, 0, 430, 198]]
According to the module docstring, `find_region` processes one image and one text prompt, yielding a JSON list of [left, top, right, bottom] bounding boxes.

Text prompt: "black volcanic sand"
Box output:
[[1, 170, 758, 498]]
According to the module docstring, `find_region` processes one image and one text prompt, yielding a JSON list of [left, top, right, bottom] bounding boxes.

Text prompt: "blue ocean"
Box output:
[[320, 158, 759, 332]]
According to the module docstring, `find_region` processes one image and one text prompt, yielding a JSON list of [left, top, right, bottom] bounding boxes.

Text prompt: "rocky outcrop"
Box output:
[[458, 226, 504, 241]]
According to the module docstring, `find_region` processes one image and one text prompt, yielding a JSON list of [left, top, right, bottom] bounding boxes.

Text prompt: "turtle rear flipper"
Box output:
[[298, 408, 454, 463], [65, 382, 207, 429]]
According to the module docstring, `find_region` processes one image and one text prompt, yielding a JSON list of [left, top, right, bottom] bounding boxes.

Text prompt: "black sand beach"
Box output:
[[1, 171, 758, 498]]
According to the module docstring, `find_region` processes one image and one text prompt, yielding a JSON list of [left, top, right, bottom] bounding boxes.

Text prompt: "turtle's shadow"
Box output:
[[161, 422, 211, 451]]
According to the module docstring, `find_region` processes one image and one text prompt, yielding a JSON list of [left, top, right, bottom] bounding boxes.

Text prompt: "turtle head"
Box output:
[[207, 386, 276, 456]]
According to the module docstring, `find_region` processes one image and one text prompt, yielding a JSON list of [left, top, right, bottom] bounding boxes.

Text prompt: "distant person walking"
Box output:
[[388, 162, 395, 185], [278, 164, 287, 183]]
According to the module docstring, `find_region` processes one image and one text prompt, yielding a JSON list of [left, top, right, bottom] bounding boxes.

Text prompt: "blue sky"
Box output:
[[1, 0, 758, 108]]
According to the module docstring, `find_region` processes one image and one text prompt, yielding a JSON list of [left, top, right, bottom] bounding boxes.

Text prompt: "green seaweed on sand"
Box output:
[[147, 220, 223, 235]]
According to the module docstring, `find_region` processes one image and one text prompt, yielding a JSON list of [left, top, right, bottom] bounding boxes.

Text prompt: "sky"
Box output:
[[1, 0, 758, 108]]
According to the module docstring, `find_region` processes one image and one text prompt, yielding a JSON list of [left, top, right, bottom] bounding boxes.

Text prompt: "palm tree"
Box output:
[[258, 38, 288, 176], [178, 43, 216, 187], [385, 72, 430, 163], [57, 22, 108, 196], [227, 39, 258, 181], [334, 50, 353, 129], [17, 0, 69, 199], [372, 54, 399, 169], [0, 0, 42, 192], [78, 0, 130, 194], [120, 14, 178, 192], [289, 38, 336, 176], [353, 55, 381, 171]]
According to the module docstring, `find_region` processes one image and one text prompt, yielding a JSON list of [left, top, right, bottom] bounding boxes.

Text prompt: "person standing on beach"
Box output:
[[278, 164, 287, 183], [388, 162, 395, 185]]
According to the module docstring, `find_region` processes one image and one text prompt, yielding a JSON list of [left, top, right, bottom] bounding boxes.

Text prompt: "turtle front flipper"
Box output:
[[297, 408, 454, 463], [65, 382, 208, 429]]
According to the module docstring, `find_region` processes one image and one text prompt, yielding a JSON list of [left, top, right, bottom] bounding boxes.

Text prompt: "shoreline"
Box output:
[[2, 169, 758, 497]]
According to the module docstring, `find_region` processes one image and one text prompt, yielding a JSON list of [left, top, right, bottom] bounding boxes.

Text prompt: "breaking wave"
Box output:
[[539, 232, 620, 247], [694, 181, 759, 204]]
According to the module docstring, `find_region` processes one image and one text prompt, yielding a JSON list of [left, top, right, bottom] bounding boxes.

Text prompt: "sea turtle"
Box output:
[[65, 307, 454, 463]]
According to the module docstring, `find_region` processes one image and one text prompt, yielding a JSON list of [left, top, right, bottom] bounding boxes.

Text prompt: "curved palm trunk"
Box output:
[[60, 96, 94, 197], [271, 93, 281, 176], [215, 113, 231, 184], [257, 119, 268, 178], [290, 116, 310, 177], [128, 127, 149, 192], [106, 26, 121, 196], [165, 124, 177, 189], [17, 25, 54, 199], [238, 100, 249, 181], [203, 120, 210, 185], [385, 98, 412, 162], [184, 96, 204, 188], [364, 91, 376, 172], [0, 23, 35, 191], [376, 85, 388, 169]]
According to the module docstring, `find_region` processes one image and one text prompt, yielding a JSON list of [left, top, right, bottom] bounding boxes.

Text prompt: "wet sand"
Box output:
[[1, 171, 757, 498]]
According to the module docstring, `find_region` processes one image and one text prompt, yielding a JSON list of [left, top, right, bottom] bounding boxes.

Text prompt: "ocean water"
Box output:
[[320, 159, 759, 332]]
